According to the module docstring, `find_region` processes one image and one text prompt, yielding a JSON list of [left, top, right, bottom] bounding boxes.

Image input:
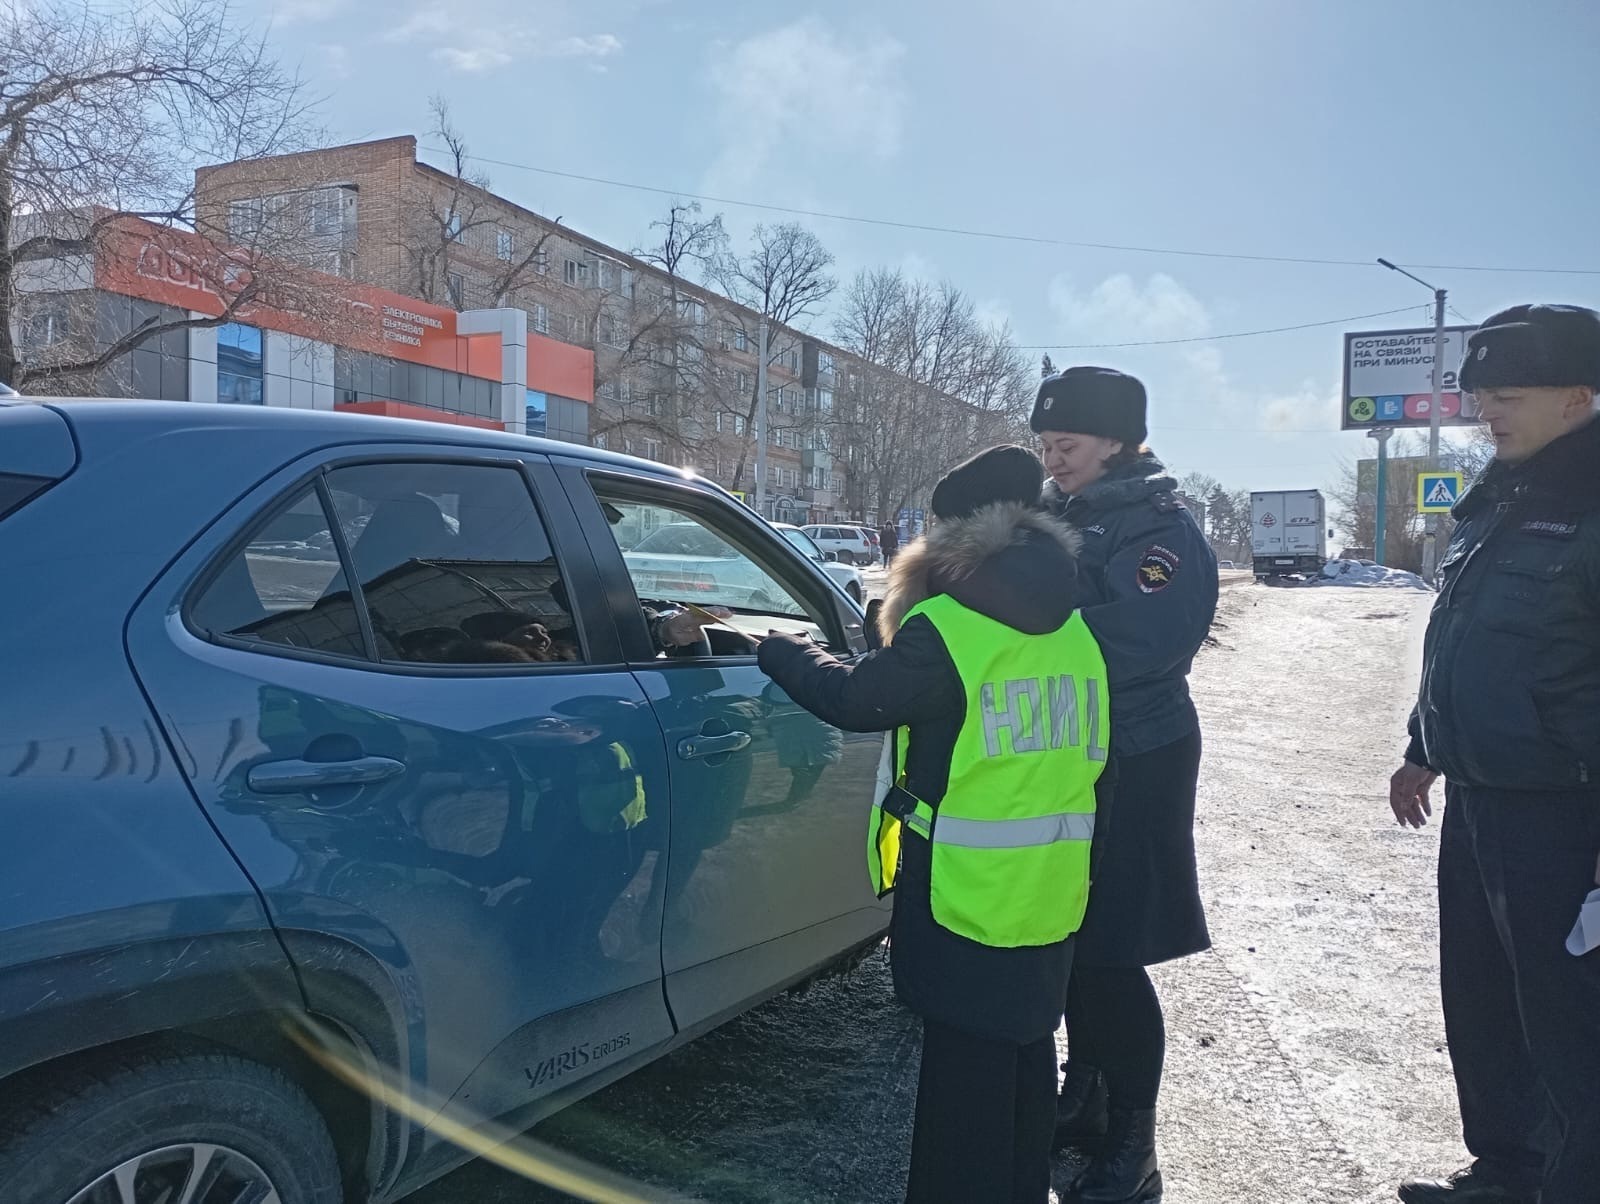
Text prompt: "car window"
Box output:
[[781, 528, 825, 560], [190, 486, 367, 659], [591, 485, 830, 648], [326, 462, 584, 665]]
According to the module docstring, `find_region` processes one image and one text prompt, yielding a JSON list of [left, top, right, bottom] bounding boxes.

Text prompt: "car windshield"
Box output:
[[781, 528, 824, 560], [630, 523, 734, 558]]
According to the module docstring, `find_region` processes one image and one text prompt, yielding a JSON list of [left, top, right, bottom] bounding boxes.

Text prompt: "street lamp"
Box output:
[[1378, 258, 1448, 579]]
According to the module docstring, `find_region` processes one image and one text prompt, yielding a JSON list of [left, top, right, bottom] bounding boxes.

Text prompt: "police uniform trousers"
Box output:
[[1438, 783, 1600, 1203], [906, 1019, 1058, 1204]]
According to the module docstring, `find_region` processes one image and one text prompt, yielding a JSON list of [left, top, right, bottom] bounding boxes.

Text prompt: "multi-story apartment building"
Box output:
[[194, 137, 852, 523]]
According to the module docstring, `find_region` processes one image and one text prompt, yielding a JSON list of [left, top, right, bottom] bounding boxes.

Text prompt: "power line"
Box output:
[[426, 146, 1600, 278], [1015, 305, 1418, 350]]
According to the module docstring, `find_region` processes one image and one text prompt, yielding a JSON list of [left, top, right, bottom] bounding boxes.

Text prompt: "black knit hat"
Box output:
[[929, 445, 1044, 521], [1030, 366, 1148, 444], [1459, 304, 1600, 393]]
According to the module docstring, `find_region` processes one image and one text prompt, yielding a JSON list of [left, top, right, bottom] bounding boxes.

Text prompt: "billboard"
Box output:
[[1341, 325, 1477, 432]]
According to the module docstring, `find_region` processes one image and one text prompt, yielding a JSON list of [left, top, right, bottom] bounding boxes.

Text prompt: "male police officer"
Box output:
[[1391, 304, 1600, 1204]]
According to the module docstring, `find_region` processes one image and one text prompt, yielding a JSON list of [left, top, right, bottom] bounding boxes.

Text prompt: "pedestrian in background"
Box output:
[[879, 519, 901, 566], [758, 446, 1112, 1204], [1033, 367, 1217, 1204], [1390, 304, 1600, 1204]]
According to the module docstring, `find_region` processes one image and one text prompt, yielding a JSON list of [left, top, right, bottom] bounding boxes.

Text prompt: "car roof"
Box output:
[[13, 399, 701, 485]]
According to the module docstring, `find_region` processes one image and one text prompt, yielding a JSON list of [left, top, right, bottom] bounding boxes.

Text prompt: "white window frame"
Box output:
[[496, 228, 515, 261]]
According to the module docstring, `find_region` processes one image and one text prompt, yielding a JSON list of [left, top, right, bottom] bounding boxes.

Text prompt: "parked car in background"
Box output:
[[773, 522, 865, 602], [1218, 560, 1236, 570], [0, 399, 889, 1204], [801, 523, 876, 566]]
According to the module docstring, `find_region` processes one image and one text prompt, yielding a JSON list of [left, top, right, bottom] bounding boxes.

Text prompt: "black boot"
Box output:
[[1052, 1062, 1109, 1152], [1397, 1166, 1536, 1204], [1065, 1108, 1162, 1204]]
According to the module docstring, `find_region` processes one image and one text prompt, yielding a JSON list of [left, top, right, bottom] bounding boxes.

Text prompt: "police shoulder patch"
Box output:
[[1136, 544, 1181, 594]]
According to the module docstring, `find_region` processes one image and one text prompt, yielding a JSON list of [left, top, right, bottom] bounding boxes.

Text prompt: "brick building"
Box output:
[[194, 137, 855, 523]]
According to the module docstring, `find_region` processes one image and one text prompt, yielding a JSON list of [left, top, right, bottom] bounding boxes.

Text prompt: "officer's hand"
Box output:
[[1389, 761, 1438, 829]]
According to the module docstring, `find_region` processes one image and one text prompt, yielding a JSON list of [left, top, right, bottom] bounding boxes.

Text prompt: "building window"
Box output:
[[642, 438, 664, 462], [445, 210, 463, 241], [815, 387, 833, 411], [21, 302, 70, 347], [496, 228, 514, 261], [598, 314, 625, 348], [530, 303, 549, 335], [564, 258, 591, 287], [788, 348, 801, 373], [598, 379, 618, 401], [217, 323, 263, 405], [818, 351, 835, 375], [309, 190, 344, 237], [447, 273, 465, 309], [526, 389, 548, 436], [734, 327, 749, 353], [735, 415, 746, 435]]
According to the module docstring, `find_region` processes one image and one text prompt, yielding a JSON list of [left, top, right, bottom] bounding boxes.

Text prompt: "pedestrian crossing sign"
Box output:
[[1417, 471, 1464, 514]]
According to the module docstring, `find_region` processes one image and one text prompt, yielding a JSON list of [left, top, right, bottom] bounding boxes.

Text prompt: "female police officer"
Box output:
[[757, 446, 1112, 1204], [1032, 367, 1217, 1204]]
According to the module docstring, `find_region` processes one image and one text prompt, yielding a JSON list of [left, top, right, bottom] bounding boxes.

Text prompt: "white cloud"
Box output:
[[269, 0, 346, 24], [381, 5, 621, 72], [706, 20, 905, 194], [1047, 273, 1211, 344], [549, 33, 623, 58]]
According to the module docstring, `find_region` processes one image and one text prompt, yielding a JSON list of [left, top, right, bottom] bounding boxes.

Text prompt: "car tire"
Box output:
[[0, 1045, 343, 1204], [846, 581, 863, 603]]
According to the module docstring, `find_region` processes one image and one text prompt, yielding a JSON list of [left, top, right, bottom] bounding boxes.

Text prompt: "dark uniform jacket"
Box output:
[[1408, 417, 1600, 792], [757, 503, 1102, 1044], [1043, 453, 1218, 756]]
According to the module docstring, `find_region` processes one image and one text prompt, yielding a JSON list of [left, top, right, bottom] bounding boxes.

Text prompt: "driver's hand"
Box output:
[[659, 609, 724, 647]]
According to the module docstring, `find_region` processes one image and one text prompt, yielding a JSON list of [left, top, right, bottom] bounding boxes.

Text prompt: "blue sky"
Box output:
[[263, 0, 1600, 499]]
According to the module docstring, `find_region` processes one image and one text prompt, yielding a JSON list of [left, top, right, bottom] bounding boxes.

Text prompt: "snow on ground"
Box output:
[[1311, 559, 1433, 590], [411, 585, 1459, 1204]]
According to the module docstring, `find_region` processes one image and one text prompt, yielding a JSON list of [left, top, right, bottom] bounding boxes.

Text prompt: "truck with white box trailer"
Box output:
[[1251, 489, 1328, 579]]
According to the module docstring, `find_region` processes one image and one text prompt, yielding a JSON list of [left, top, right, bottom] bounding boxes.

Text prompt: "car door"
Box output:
[[125, 445, 675, 1151], [555, 460, 890, 1032]]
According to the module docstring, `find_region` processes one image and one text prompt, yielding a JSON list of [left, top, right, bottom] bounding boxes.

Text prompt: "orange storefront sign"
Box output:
[[94, 216, 593, 404]]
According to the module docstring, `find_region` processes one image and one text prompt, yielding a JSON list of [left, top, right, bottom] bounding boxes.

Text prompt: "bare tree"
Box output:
[[402, 97, 565, 311], [718, 223, 836, 492], [1, 0, 327, 392], [583, 201, 730, 461], [833, 269, 1033, 522]]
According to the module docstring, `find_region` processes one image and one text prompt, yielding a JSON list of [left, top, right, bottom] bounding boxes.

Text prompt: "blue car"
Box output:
[[0, 399, 888, 1204]]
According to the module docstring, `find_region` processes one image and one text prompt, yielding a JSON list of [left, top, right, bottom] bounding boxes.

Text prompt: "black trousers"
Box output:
[[905, 1020, 1056, 1204], [1438, 783, 1600, 1203]]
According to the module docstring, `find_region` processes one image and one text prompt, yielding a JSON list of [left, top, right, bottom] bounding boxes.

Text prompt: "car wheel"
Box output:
[[0, 1046, 342, 1204]]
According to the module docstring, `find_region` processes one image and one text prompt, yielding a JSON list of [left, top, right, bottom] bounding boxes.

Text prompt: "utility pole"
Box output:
[[755, 316, 769, 518], [1377, 258, 1448, 578], [1369, 426, 1394, 566]]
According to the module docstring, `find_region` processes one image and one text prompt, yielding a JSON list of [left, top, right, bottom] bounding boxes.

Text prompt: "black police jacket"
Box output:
[[1408, 417, 1600, 791], [1043, 454, 1218, 756]]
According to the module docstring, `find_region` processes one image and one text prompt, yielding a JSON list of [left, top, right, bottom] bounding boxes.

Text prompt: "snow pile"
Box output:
[[1311, 559, 1432, 590]]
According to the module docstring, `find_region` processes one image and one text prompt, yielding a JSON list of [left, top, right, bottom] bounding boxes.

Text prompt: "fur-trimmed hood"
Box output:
[[1041, 449, 1177, 518], [878, 501, 1082, 645]]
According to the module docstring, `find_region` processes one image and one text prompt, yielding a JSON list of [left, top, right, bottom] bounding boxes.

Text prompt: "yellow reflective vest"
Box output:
[[869, 594, 1109, 948]]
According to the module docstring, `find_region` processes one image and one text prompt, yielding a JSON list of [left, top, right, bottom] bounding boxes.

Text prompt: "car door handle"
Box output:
[[247, 755, 407, 794], [676, 732, 751, 760]]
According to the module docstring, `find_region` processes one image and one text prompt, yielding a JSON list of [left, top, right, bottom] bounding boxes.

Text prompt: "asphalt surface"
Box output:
[[408, 582, 1460, 1204]]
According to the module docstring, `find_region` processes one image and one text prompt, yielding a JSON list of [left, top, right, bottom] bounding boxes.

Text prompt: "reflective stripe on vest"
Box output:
[[866, 594, 1109, 948]]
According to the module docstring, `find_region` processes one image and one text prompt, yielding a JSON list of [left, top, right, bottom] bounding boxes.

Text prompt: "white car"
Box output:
[[775, 523, 865, 603], [801, 523, 876, 566]]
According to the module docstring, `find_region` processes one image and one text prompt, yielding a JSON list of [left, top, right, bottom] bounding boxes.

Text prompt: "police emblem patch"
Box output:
[[1136, 545, 1181, 594]]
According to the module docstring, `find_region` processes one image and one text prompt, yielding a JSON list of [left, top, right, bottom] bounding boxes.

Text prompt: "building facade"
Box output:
[[194, 137, 856, 523]]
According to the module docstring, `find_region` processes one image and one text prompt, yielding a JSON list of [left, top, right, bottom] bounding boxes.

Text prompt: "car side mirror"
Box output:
[[823, 551, 837, 562]]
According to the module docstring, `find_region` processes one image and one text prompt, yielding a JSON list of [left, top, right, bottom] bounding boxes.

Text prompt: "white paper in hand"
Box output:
[[1565, 888, 1600, 957]]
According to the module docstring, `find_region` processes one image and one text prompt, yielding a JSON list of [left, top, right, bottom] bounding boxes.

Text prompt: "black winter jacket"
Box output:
[[756, 503, 1099, 1044], [1043, 453, 1217, 755], [1407, 417, 1600, 792]]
